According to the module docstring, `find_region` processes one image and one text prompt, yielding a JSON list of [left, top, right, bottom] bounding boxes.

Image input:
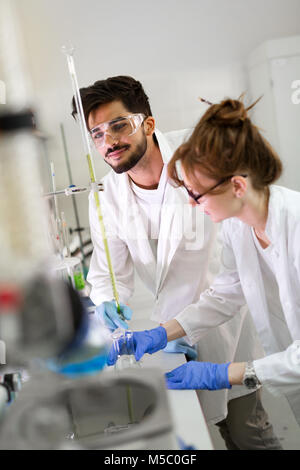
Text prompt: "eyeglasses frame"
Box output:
[[90, 113, 146, 148], [183, 174, 248, 204]]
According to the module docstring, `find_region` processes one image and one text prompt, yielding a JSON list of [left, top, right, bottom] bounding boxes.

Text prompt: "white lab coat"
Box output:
[[87, 129, 264, 424], [176, 185, 300, 423]]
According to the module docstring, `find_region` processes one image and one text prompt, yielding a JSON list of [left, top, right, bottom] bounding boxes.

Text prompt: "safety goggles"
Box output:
[[183, 175, 248, 204], [90, 113, 145, 148]]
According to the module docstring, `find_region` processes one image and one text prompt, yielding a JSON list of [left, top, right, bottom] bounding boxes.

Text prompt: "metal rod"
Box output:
[[61, 211, 71, 258], [60, 123, 87, 270], [44, 189, 67, 197]]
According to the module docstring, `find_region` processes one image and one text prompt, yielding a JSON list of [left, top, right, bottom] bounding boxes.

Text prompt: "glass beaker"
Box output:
[[111, 329, 140, 371]]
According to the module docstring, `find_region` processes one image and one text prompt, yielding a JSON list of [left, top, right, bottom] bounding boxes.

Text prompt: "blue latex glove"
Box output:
[[96, 301, 132, 331], [163, 338, 197, 361], [165, 361, 232, 390], [177, 436, 196, 450], [107, 326, 167, 366]]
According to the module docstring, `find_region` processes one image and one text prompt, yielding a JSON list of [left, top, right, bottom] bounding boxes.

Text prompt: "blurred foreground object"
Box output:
[[0, 368, 175, 450]]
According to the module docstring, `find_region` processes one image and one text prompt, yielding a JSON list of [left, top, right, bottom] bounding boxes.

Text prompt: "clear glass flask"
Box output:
[[111, 329, 141, 371]]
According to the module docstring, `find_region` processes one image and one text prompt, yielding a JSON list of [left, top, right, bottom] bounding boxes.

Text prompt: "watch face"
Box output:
[[244, 377, 258, 389]]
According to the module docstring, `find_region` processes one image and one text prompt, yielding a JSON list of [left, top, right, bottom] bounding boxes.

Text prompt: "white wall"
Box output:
[[11, 0, 300, 229], [248, 37, 300, 191]]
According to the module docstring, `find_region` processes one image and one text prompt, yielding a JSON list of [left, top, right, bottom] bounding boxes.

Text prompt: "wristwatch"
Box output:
[[242, 361, 261, 390]]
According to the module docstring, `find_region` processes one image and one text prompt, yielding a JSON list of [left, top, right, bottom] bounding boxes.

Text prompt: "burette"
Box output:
[[62, 45, 124, 319]]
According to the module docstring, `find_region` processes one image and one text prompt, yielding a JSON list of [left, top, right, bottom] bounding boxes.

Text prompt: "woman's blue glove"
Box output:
[[107, 326, 168, 365], [165, 361, 232, 390], [163, 338, 197, 360], [96, 301, 132, 331]]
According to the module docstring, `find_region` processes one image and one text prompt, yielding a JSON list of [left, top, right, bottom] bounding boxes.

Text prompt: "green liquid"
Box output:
[[74, 272, 85, 290]]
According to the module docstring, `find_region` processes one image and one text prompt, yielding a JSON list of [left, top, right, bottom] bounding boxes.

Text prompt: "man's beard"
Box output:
[[105, 135, 147, 174]]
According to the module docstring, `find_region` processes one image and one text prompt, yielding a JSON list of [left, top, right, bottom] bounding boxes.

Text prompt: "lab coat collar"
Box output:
[[229, 185, 282, 246], [117, 128, 173, 193], [154, 129, 174, 164], [264, 185, 283, 245]]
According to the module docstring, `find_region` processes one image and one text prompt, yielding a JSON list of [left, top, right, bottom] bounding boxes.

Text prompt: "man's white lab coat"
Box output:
[[87, 129, 264, 424], [176, 185, 300, 423]]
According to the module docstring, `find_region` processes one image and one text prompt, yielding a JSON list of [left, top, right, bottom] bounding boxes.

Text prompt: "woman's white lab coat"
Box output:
[[87, 129, 264, 424], [176, 185, 300, 423]]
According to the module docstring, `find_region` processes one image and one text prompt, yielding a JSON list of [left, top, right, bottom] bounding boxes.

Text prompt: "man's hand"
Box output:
[[107, 326, 168, 365], [96, 301, 132, 331], [165, 361, 232, 390]]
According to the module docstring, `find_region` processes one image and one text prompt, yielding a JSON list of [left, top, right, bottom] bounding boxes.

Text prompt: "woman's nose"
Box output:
[[189, 197, 198, 207]]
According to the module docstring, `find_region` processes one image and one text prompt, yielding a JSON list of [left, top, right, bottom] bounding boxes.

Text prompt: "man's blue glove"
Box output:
[[96, 301, 132, 331], [165, 361, 232, 390], [163, 338, 197, 361], [107, 326, 168, 366]]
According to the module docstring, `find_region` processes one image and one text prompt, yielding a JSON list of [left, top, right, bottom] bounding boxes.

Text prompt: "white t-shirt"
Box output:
[[252, 228, 293, 351], [130, 165, 168, 258]]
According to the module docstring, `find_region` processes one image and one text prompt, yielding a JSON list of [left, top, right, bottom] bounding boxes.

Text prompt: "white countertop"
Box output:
[[129, 318, 213, 450]]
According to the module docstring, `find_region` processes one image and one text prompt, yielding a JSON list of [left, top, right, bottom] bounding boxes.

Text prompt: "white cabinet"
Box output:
[[247, 36, 300, 191]]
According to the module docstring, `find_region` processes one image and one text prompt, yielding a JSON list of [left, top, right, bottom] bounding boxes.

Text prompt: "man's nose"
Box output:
[[104, 132, 119, 147]]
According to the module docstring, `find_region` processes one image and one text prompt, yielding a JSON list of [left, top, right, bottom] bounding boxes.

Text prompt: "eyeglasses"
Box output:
[[183, 175, 247, 204], [90, 113, 145, 148]]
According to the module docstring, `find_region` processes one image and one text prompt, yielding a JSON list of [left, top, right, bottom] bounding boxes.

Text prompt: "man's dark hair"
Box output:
[[71, 76, 153, 129]]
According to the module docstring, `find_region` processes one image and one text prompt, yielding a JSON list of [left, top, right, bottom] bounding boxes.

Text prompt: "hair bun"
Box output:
[[210, 98, 248, 127]]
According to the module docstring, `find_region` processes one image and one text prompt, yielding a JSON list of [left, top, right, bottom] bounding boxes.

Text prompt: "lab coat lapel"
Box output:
[[117, 129, 188, 294], [118, 174, 156, 268], [233, 225, 280, 354], [265, 188, 300, 339], [155, 183, 184, 292], [154, 130, 184, 293]]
